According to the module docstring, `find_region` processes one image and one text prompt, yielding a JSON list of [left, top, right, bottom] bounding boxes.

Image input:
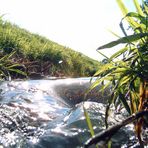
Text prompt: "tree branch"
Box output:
[[84, 110, 148, 148]]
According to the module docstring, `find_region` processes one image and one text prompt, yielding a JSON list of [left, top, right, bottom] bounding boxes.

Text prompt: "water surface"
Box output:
[[0, 78, 145, 147]]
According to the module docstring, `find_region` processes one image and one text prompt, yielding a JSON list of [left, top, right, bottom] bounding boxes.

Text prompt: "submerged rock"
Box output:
[[0, 79, 147, 147]]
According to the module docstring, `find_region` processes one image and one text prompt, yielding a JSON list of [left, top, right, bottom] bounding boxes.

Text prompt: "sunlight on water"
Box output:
[[0, 79, 145, 148], [83, 101, 91, 109], [18, 81, 29, 90], [51, 127, 68, 136], [0, 132, 17, 147]]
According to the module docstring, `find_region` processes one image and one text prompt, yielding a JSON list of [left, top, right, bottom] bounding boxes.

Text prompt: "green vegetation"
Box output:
[[0, 17, 100, 80], [84, 0, 148, 147]]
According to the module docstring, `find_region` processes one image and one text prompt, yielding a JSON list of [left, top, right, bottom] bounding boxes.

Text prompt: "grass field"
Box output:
[[0, 18, 101, 79]]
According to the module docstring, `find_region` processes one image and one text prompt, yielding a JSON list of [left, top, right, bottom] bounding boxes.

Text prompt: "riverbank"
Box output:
[[0, 18, 102, 80]]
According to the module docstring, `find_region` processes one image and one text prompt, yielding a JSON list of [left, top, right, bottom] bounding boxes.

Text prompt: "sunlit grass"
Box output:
[[0, 17, 101, 79]]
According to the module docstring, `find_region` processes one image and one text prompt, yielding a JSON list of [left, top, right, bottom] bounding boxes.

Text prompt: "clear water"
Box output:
[[0, 78, 146, 148]]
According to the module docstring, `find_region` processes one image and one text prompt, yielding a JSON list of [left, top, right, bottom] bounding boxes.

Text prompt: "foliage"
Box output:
[[84, 0, 148, 147], [0, 50, 26, 80], [84, 110, 148, 148], [0, 17, 100, 78], [0, 17, 26, 80]]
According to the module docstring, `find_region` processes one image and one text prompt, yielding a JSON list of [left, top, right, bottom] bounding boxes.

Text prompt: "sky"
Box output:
[[0, 0, 137, 60]]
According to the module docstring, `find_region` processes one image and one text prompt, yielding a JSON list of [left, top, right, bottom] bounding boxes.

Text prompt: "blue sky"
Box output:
[[0, 0, 139, 60]]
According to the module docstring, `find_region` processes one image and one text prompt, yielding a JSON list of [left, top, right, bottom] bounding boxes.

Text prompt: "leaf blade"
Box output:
[[97, 33, 148, 50]]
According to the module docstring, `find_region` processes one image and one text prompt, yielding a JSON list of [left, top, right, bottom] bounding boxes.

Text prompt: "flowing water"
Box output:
[[0, 78, 147, 148]]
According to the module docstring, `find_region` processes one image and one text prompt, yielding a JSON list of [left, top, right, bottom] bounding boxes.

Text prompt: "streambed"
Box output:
[[0, 78, 146, 147]]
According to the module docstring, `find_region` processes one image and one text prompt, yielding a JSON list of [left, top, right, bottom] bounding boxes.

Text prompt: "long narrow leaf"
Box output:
[[93, 63, 115, 77], [8, 68, 27, 76], [97, 33, 148, 49], [105, 92, 115, 128], [83, 105, 95, 137], [109, 47, 128, 60], [119, 92, 131, 114], [107, 29, 121, 38], [133, 0, 144, 16], [126, 12, 146, 22], [142, 0, 148, 14], [88, 78, 106, 93], [7, 63, 24, 69], [96, 50, 109, 59], [124, 12, 147, 29], [116, 0, 128, 16], [116, 0, 141, 30]]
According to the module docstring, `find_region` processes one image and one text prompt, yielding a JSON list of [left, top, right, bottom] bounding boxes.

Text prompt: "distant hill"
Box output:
[[0, 18, 101, 78]]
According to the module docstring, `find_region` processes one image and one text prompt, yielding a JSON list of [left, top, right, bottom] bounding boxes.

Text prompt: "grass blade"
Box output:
[[119, 92, 131, 115], [97, 33, 148, 49], [109, 47, 128, 60], [83, 105, 95, 137], [116, 0, 141, 30], [133, 0, 144, 16]]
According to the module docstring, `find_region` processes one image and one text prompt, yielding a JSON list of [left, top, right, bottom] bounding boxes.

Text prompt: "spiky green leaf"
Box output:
[[119, 92, 131, 114], [109, 47, 128, 60], [97, 33, 148, 49], [83, 105, 95, 137], [133, 0, 144, 16]]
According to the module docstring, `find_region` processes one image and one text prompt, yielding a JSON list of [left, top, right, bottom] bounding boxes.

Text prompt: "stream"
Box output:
[[0, 78, 147, 148]]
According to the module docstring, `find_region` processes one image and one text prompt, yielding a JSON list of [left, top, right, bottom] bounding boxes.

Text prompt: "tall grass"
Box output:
[[0, 17, 101, 78]]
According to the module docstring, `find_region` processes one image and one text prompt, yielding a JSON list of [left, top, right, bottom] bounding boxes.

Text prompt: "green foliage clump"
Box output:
[[84, 0, 148, 147]]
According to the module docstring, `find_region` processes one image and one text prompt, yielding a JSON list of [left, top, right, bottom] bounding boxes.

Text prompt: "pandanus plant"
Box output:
[[85, 0, 148, 147]]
